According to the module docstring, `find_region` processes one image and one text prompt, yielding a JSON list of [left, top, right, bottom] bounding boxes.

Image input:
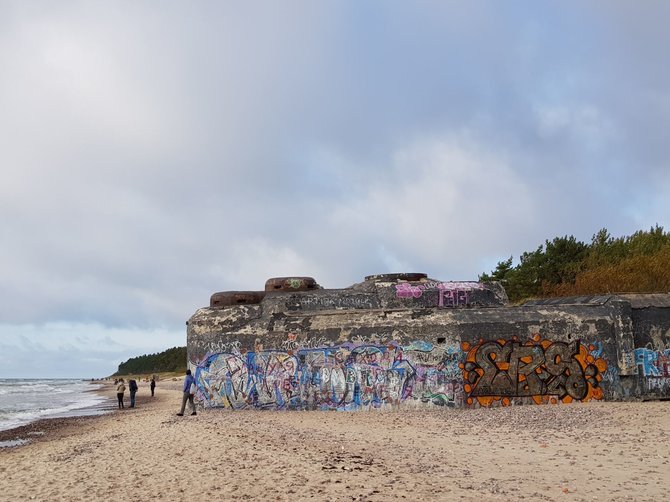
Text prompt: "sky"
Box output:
[[1, 1, 669, 378]]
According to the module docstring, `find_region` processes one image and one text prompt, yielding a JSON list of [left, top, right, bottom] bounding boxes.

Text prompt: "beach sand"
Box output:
[[0, 380, 668, 501]]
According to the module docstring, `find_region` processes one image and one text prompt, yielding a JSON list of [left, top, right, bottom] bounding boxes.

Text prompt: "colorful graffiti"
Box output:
[[460, 334, 607, 406], [634, 347, 670, 377], [193, 341, 463, 410], [395, 282, 484, 307]]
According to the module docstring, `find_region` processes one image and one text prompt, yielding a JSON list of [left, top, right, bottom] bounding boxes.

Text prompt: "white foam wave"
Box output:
[[0, 379, 109, 433]]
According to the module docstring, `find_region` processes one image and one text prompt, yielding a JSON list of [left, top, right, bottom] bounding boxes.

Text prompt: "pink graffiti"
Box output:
[[438, 289, 469, 307], [395, 282, 484, 307], [395, 283, 423, 298]]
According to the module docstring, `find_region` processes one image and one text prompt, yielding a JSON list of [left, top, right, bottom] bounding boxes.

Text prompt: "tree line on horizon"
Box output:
[[113, 346, 187, 376], [479, 225, 670, 303]]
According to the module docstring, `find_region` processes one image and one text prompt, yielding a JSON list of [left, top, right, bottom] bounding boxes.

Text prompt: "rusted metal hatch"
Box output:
[[264, 277, 319, 292], [364, 273, 428, 282], [210, 291, 267, 307]]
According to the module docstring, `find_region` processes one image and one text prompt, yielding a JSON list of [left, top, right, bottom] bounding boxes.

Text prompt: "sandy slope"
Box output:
[[0, 381, 668, 501]]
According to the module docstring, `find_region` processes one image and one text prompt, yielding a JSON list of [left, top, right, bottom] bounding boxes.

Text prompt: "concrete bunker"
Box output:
[[187, 273, 670, 410]]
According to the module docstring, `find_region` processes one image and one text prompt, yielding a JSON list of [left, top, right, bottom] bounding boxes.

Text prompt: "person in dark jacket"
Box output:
[[177, 369, 197, 416], [150, 376, 156, 397], [116, 379, 125, 409], [128, 379, 138, 408]]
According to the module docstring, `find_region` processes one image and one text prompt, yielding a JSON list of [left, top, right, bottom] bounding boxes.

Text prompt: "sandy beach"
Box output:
[[0, 379, 668, 502]]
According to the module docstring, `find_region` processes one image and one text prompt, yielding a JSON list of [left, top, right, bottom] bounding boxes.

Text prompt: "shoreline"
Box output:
[[0, 381, 114, 442], [0, 382, 119, 448], [0, 378, 182, 448], [0, 390, 667, 501]]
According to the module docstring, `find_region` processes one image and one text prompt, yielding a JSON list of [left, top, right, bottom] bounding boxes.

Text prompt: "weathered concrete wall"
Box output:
[[186, 275, 670, 410], [624, 295, 670, 398]]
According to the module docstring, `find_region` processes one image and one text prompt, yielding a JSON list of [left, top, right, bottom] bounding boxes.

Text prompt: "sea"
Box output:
[[0, 378, 112, 440]]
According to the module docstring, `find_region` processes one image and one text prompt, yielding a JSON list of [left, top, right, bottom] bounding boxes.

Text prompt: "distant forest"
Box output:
[[114, 346, 186, 376], [479, 225, 670, 303]]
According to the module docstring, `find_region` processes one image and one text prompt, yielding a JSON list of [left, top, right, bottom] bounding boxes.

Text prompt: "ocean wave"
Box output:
[[0, 379, 109, 433]]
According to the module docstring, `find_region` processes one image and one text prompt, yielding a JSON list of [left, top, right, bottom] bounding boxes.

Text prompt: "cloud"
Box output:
[[323, 134, 535, 278], [0, 2, 669, 377], [0, 323, 184, 378]]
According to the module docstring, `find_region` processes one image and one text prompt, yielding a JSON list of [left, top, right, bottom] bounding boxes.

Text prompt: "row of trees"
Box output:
[[114, 346, 187, 376], [479, 226, 670, 302]]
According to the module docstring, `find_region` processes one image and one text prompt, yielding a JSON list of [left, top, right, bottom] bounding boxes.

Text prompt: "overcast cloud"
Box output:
[[1, 1, 669, 378]]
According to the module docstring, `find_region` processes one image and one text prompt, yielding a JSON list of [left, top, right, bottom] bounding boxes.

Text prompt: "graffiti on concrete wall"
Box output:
[[290, 295, 379, 311], [280, 333, 330, 351], [395, 282, 484, 307], [460, 334, 608, 406], [193, 340, 463, 410], [634, 347, 670, 377], [194, 339, 242, 356]]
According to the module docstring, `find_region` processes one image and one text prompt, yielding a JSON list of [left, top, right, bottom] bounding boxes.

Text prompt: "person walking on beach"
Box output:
[[116, 378, 126, 409], [128, 379, 138, 408], [150, 376, 156, 397], [177, 369, 197, 416]]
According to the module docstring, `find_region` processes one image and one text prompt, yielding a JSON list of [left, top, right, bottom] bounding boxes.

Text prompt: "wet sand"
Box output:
[[0, 381, 668, 501]]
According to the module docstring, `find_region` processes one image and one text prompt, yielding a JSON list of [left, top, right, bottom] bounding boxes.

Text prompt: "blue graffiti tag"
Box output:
[[634, 347, 670, 377]]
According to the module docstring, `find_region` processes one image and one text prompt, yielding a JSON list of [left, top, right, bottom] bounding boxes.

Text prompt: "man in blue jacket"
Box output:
[[177, 369, 197, 416]]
